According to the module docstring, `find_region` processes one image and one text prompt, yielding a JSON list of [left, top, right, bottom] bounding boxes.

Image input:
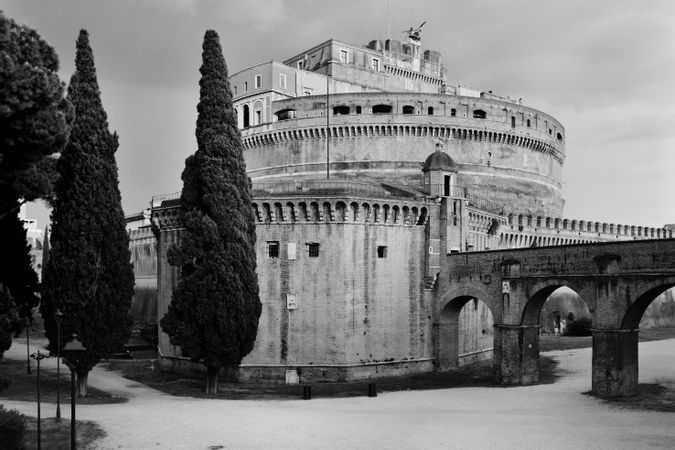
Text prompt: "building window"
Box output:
[[279, 74, 287, 89], [377, 246, 388, 258], [473, 109, 486, 119], [511, 116, 516, 128], [307, 243, 320, 257], [356, 106, 362, 114], [297, 60, 304, 70], [339, 49, 349, 64], [245, 81, 248, 91], [372, 104, 392, 114], [234, 85, 237, 95], [255, 74, 262, 89], [333, 105, 350, 115], [526, 118, 531, 127], [557, 132, 563, 141], [402, 105, 415, 115], [428, 106, 434, 115], [450, 108, 456, 116], [371, 58, 380, 71], [267, 241, 280, 258]]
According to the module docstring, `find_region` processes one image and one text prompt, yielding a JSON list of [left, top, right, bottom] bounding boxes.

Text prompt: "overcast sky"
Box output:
[[4, 0, 674, 228]]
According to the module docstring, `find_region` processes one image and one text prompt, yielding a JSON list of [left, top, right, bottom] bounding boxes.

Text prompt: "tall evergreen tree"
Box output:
[[160, 30, 261, 394], [41, 30, 134, 396]]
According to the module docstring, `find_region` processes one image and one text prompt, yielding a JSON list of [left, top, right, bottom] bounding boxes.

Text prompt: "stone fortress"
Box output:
[[133, 28, 674, 383]]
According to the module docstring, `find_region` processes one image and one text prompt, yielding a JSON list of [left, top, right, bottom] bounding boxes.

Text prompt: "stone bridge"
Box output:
[[436, 239, 675, 396]]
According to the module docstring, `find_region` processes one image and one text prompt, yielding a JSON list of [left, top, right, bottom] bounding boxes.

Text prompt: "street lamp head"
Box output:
[[63, 334, 86, 354], [54, 309, 63, 323]]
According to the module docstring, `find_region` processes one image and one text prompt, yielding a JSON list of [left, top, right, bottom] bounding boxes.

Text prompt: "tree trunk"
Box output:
[[205, 366, 219, 395], [76, 371, 88, 397]]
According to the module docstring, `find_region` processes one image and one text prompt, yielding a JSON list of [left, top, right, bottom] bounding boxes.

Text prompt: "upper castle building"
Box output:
[[145, 30, 673, 383]]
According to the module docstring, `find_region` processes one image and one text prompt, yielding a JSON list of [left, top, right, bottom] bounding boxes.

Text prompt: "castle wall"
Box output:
[[128, 226, 158, 334], [153, 196, 438, 383], [241, 92, 565, 217]]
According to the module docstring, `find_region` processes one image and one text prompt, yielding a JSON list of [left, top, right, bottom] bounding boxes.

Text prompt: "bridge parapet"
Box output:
[[500, 212, 672, 249]]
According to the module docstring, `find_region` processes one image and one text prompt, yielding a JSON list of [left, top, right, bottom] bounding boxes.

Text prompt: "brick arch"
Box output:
[[438, 285, 499, 370], [520, 279, 592, 327], [621, 282, 675, 329]]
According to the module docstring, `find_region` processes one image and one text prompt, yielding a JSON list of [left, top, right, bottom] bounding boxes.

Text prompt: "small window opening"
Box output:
[[356, 106, 362, 114], [267, 241, 280, 258], [279, 74, 287, 89], [244, 81, 248, 91], [526, 119, 531, 127], [511, 116, 516, 128], [557, 132, 562, 140], [372, 104, 392, 114], [255, 74, 262, 89], [473, 109, 486, 119], [377, 246, 388, 258], [234, 85, 238, 95], [428, 106, 434, 115], [450, 108, 456, 117], [333, 105, 350, 115], [307, 243, 320, 257], [402, 105, 415, 115]]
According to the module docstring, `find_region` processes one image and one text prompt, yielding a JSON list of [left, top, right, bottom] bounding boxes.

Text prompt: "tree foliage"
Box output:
[[0, 201, 39, 321], [160, 30, 261, 393], [41, 30, 134, 395], [0, 284, 21, 358], [0, 11, 72, 212]]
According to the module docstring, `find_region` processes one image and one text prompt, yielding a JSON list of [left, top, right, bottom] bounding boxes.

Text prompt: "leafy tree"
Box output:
[[41, 30, 134, 396], [0, 284, 21, 358], [0, 11, 72, 214], [0, 11, 71, 343], [160, 30, 261, 394], [0, 202, 39, 321]]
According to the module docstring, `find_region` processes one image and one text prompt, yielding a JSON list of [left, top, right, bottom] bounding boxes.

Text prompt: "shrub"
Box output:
[[0, 405, 26, 449], [565, 317, 592, 336]]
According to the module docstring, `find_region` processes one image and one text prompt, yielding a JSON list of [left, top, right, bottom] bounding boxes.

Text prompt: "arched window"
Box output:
[[402, 105, 415, 115], [333, 105, 350, 115], [473, 109, 486, 119], [275, 108, 296, 121], [526, 119, 531, 127], [372, 104, 392, 114], [243, 104, 250, 128], [511, 116, 516, 128], [253, 100, 263, 126], [428, 106, 434, 115]]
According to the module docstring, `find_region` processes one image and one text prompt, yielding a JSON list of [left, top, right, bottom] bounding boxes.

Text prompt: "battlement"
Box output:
[[498, 213, 673, 248]]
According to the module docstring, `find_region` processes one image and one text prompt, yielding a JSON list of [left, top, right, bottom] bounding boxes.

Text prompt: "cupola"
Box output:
[[422, 144, 458, 196]]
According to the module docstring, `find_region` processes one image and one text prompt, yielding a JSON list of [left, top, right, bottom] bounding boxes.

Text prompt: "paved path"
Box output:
[[2, 338, 675, 449]]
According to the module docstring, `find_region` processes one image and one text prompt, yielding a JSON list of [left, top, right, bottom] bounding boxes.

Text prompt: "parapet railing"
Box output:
[[151, 191, 180, 208], [251, 181, 407, 199], [427, 184, 503, 216]]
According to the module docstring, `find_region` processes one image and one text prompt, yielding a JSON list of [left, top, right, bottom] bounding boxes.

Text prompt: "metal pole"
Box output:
[[56, 320, 61, 420], [36, 354, 41, 450], [326, 70, 330, 180], [26, 320, 31, 374], [70, 368, 76, 450]]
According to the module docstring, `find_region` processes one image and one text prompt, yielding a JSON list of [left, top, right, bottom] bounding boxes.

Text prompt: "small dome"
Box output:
[[422, 151, 456, 172]]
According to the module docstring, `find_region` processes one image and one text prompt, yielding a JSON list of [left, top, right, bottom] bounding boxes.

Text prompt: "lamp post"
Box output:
[[31, 350, 47, 450], [25, 317, 31, 374], [54, 309, 63, 421], [63, 334, 85, 450]]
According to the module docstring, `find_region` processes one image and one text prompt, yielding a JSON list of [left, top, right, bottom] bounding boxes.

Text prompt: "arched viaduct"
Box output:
[[436, 238, 675, 397]]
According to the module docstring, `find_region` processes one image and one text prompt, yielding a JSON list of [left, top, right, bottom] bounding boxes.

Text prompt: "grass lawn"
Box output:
[[22, 417, 106, 450]]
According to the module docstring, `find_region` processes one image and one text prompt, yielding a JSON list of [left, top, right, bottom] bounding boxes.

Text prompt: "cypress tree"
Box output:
[[41, 30, 134, 396], [160, 30, 261, 394]]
